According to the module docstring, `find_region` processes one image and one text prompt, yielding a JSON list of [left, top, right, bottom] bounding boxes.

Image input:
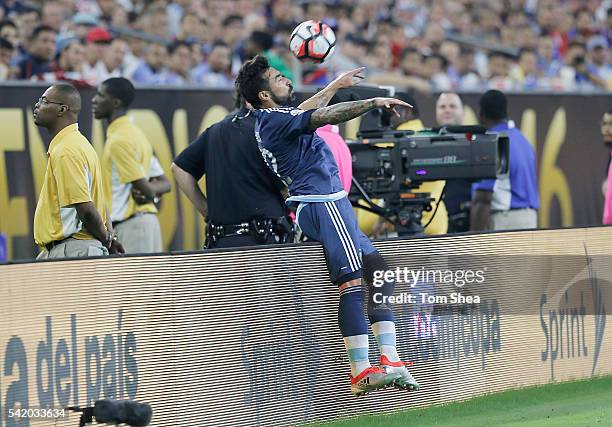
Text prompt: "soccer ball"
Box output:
[[289, 20, 336, 63]]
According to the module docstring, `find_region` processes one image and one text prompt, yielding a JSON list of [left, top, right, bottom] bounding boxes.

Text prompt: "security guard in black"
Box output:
[[173, 108, 291, 248]]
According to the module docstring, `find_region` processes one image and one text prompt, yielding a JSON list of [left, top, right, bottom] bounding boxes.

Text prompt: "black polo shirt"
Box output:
[[174, 108, 287, 225]]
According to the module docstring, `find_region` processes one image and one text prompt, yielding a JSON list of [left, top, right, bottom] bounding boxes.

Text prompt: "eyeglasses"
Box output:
[[38, 96, 68, 109]]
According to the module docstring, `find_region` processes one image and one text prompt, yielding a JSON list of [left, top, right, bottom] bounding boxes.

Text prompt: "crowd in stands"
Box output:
[[0, 0, 611, 91]]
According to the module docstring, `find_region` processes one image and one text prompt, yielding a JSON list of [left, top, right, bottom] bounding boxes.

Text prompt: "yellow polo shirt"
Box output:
[[101, 116, 157, 223], [33, 123, 107, 246]]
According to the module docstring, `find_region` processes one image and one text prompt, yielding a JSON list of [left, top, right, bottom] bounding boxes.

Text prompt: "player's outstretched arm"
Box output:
[[308, 97, 412, 131], [298, 67, 365, 110]]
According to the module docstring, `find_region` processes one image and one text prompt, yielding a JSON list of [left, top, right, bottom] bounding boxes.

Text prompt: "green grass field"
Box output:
[[315, 375, 612, 426]]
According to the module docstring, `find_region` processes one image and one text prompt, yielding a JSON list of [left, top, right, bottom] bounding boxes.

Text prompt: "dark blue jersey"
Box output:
[[254, 107, 346, 203]]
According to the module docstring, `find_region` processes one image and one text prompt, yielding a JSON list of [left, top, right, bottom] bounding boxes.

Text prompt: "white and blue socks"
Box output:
[[339, 286, 370, 376], [372, 320, 401, 362], [343, 335, 370, 376]]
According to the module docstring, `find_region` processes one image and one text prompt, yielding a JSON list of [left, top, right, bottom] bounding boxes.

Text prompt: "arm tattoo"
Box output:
[[309, 99, 377, 130], [298, 88, 336, 110]]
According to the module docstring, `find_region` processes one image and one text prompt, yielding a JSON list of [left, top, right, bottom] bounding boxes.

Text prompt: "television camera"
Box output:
[[348, 125, 509, 236]]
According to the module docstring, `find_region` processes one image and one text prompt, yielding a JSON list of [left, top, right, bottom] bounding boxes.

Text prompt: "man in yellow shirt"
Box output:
[[33, 82, 123, 259], [93, 77, 170, 253]]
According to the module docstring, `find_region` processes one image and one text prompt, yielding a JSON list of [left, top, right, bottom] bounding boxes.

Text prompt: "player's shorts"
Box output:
[[296, 197, 376, 285]]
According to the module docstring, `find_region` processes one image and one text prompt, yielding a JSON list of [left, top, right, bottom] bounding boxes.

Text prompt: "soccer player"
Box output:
[[93, 77, 170, 253], [33, 82, 123, 258], [236, 55, 420, 396]]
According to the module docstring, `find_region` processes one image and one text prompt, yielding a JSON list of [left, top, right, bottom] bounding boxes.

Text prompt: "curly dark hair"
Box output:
[[235, 55, 270, 109]]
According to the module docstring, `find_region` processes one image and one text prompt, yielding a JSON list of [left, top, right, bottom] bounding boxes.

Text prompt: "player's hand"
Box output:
[[332, 67, 365, 89], [373, 97, 413, 118]]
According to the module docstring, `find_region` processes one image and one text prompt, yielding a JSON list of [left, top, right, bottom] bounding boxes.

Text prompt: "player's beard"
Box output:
[[271, 88, 297, 107]]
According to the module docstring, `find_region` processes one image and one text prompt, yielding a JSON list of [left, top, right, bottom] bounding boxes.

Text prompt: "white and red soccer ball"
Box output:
[[289, 20, 336, 64]]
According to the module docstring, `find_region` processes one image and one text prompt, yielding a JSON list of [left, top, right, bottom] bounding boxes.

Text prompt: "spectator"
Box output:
[[0, 37, 14, 81], [0, 0, 608, 92], [456, 47, 482, 90], [560, 40, 607, 89], [304, 1, 328, 24], [326, 34, 368, 77], [178, 12, 203, 42], [512, 48, 541, 90], [157, 40, 193, 85], [142, 5, 170, 39], [14, 7, 40, 54], [16, 25, 57, 79], [439, 40, 460, 85], [222, 14, 244, 50], [487, 51, 517, 91], [35, 37, 90, 87], [1, 0, 29, 17], [96, 0, 117, 25], [41, 1, 67, 33], [368, 46, 431, 93], [83, 27, 112, 81], [421, 22, 446, 52], [111, 4, 129, 28], [471, 90, 539, 231], [221, 14, 245, 75], [586, 36, 612, 84], [266, 0, 297, 32], [514, 25, 540, 50], [366, 37, 394, 74], [537, 34, 563, 79], [192, 41, 232, 87], [424, 53, 452, 91], [70, 13, 99, 39], [93, 38, 128, 84], [243, 30, 274, 60], [400, 47, 425, 80], [130, 43, 168, 85], [189, 41, 204, 70], [0, 20, 18, 52], [167, 0, 193, 36], [568, 8, 598, 44]]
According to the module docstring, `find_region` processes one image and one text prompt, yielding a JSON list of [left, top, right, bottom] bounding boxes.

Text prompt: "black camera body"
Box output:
[[347, 126, 509, 236]]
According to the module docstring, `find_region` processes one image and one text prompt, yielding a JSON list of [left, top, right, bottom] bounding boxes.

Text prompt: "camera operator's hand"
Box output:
[[331, 67, 365, 89], [373, 97, 413, 118]]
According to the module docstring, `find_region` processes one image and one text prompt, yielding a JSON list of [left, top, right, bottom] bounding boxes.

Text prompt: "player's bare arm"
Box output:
[[298, 67, 365, 110], [308, 97, 412, 131]]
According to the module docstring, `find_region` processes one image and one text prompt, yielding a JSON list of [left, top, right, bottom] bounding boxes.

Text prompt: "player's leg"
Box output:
[[297, 201, 399, 395], [359, 232, 420, 391]]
